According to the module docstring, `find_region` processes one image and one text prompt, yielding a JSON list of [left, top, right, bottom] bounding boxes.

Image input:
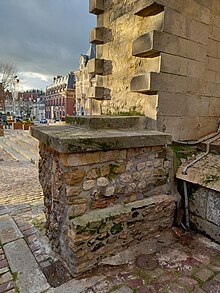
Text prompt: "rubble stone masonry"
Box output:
[[38, 138, 175, 276], [89, 0, 220, 140]]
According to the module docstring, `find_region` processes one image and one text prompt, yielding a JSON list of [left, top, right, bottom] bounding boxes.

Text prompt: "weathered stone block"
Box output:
[[205, 81, 220, 97], [160, 53, 187, 76], [64, 153, 101, 167], [134, 0, 164, 17], [89, 0, 104, 15], [64, 170, 85, 185], [187, 59, 205, 78], [132, 31, 160, 58], [207, 56, 220, 73], [186, 18, 209, 45], [87, 86, 105, 99], [191, 214, 220, 244], [207, 191, 220, 226], [163, 7, 187, 38], [87, 58, 104, 75], [130, 73, 157, 94], [207, 39, 219, 59], [89, 27, 104, 44], [133, 30, 207, 62], [210, 25, 220, 42]]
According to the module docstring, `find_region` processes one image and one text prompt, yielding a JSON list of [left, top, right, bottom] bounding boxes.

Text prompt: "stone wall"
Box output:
[[38, 141, 175, 275], [88, 0, 220, 140], [190, 187, 220, 243]]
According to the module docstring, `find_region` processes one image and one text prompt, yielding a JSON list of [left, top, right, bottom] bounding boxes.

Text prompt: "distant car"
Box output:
[[40, 119, 48, 124], [15, 117, 23, 122]]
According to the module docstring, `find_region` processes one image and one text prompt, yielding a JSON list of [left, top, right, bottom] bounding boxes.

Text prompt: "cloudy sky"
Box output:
[[0, 0, 95, 91]]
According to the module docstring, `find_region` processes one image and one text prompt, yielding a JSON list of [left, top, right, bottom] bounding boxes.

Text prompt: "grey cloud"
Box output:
[[0, 0, 95, 76]]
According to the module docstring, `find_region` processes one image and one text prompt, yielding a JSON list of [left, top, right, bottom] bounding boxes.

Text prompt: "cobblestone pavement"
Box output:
[[80, 231, 220, 293], [1, 140, 220, 292], [0, 148, 52, 292], [0, 148, 42, 206]]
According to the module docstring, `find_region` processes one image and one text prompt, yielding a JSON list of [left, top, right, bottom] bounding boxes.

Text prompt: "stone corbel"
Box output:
[[87, 86, 111, 100], [132, 30, 161, 58], [134, 0, 164, 17], [130, 73, 158, 94], [88, 59, 104, 75], [89, 27, 112, 44], [89, 0, 104, 15]]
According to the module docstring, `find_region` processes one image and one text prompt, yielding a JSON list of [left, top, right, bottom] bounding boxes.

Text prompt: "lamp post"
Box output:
[[12, 76, 19, 116]]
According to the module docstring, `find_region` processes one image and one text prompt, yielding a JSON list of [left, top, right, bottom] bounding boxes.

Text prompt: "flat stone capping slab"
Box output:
[[176, 153, 220, 192], [65, 116, 148, 130], [71, 194, 174, 227], [30, 124, 171, 153], [0, 215, 23, 245], [4, 238, 50, 293]]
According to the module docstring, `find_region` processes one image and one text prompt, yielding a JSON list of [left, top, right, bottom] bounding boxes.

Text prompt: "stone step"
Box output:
[[0, 140, 31, 164], [9, 137, 39, 156], [14, 130, 39, 147], [0, 215, 23, 245], [4, 238, 50, 293], [2, 138, 38, 164]]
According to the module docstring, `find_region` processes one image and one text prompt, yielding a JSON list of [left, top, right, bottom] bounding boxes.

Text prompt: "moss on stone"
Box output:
[[96, 232, 110, 241], [203, 174, 220, 185], [91, 242, 104, 252], [107, 173, 116, 182], [110, 223, 123, 235]]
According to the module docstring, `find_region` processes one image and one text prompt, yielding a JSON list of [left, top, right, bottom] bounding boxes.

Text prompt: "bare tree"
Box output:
[[0, 61, 18, 91]]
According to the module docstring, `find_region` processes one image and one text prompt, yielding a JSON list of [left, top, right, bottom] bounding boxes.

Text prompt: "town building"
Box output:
[[0, 83, 5, 112], [18, 92, 38, 118], [45, 73, 75, 120], [31, 94, 45, 121], [4, 91, 38, 117], [74, 45, 100, 115]]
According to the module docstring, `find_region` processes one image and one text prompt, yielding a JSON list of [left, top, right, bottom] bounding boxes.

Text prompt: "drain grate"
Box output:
[[42, 260, 72, 287], [135, 254, 158, 270]]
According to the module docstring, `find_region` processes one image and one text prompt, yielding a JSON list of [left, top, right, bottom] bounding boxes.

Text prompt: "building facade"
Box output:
[[31, 94, 45, 121], [0, 83, 5, 113], [75, 45, 98, 116], [45, 73, 75, 120], [4, 91, 38, 117]]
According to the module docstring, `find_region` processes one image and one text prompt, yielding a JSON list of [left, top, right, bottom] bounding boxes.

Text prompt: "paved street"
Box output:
[[0, 130, 220, 292]]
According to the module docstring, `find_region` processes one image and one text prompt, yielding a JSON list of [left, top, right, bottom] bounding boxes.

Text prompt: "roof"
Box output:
[[80, 44, 96, 67]]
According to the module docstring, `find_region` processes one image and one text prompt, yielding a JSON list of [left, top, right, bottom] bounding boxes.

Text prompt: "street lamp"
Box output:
[[12, 76, 19, 116]]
